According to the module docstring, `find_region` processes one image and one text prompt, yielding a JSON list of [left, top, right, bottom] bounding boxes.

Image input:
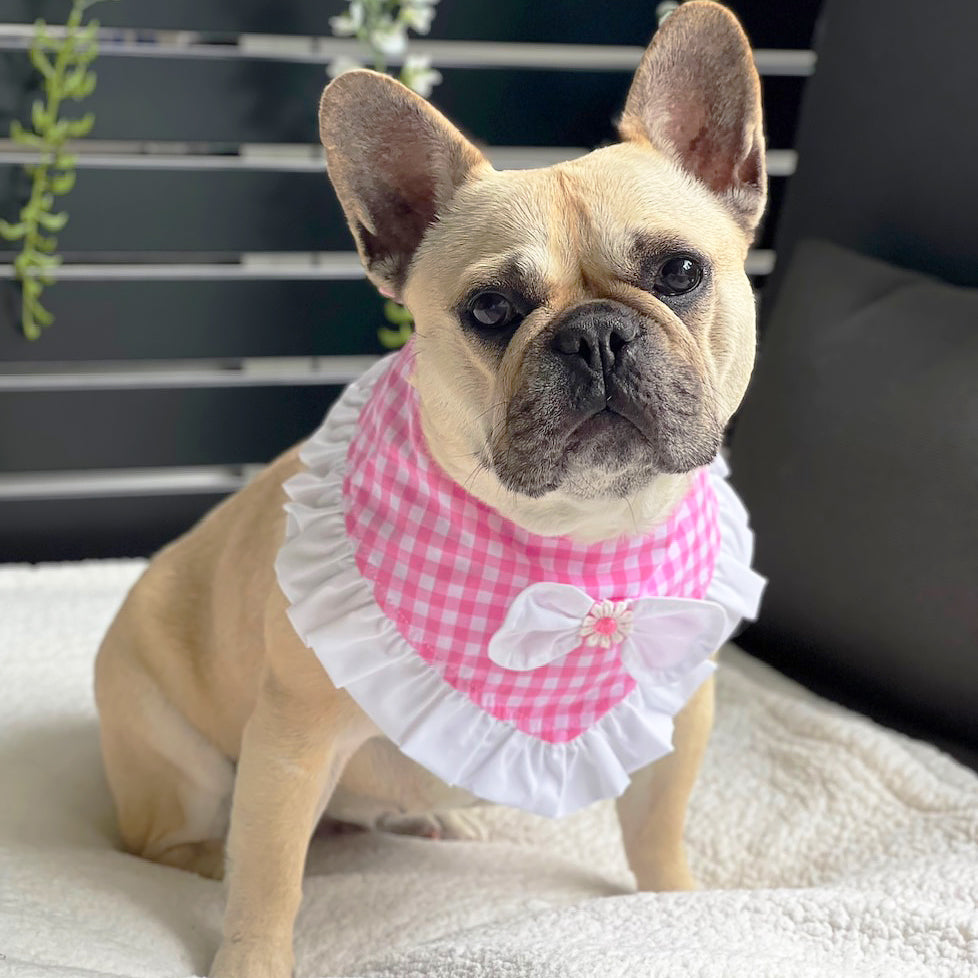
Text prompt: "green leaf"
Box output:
[[46, 119, 70, 142], [27, 298, 55, 329], [383, 300, 414, 325], [31, 99, 49, 132], [377, 322, 414, 349], [0, 219, 27, 240], [66, 112, 95, 137], [21, 275, 42, 297], [34, 233, 58, 252], [28, 44, 55, 79], [76, 21, 99, 45], [20, 314, 41, 341], [72, 72, 97, 99], [75, 43, 99, 64], [55, 152, 78, 170], [50, 171, 76, 195], [37, 210, 69, 232], [62, 67, 87, 95], [9, 120, 45, 149]]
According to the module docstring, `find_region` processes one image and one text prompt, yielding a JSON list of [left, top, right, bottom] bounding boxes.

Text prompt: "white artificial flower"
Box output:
[[329, 1, 365, 37], [400, 53, 442, 96], [370, 19, 408, 58], [400, 1, 438, 35], [579, 600, 634, 649]]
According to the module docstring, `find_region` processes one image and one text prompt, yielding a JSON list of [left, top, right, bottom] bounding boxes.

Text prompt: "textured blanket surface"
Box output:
[[1, 560, 977, 978]]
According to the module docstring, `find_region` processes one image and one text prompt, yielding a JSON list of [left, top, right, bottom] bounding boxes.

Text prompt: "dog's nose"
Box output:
[[551, 316, 640, 376]]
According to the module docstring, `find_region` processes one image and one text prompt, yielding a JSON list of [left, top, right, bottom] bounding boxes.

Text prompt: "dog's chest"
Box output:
[[327, 737, 478, 825]]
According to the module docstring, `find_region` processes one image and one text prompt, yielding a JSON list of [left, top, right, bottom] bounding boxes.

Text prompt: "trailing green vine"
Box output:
[[328, 0, 442, 350], [0, 0, 115, 340], [377, 299, 415, 350]]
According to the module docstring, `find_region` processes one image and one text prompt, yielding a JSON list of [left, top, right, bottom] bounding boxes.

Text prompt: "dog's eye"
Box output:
[[467, 291, 520, 329], [653, 255, 703, 297]]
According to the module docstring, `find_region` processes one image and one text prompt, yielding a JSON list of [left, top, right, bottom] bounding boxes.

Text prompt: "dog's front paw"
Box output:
[[209, 938, 294, 978]]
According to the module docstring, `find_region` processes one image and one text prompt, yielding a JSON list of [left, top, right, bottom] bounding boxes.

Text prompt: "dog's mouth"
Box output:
[[496, 402, 664, 498], [566, 406, 650, 453]]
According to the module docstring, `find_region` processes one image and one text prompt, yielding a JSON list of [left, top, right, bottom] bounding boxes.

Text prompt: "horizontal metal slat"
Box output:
[[0, 385, 341, 472], [0, 250, 775, 282], [0, 464, 256, 500], [245, 38, 815, 76], [0, 145, 594, 173], [0, 53, 808, 150], [0, 1, 824, 52], [0, 356, 378, 391], [0, 146, 799, 176], [0, 32, 816, 76], [0, 255, 371, 280]]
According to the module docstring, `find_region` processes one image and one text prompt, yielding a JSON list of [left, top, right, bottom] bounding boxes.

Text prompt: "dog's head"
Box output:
[[319, 1, 766, 540]]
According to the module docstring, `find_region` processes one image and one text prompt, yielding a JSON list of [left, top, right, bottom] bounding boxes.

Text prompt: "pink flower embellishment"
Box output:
[[579, 600, 634, 648]]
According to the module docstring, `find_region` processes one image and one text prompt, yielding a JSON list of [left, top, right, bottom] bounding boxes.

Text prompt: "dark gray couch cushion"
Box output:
[[730, 239, 978, 760], [765, 0, 978, 319]]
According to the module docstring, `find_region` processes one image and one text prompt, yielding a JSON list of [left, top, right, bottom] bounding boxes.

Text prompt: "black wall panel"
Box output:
[[0, 493, 228, 562], [0, 386, 340, 471], [0, 279, 385, 362], [0, 0, 821, 562], [0, 166, 347, 254]]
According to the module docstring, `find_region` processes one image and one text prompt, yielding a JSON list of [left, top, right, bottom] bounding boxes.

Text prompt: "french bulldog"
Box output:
[[94, 3, 766, 976]]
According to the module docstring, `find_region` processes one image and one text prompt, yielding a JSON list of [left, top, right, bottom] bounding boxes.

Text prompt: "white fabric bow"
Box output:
[[487, 582, 728, 684]]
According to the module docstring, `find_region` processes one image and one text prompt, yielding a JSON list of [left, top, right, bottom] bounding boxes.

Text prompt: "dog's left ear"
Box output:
[[619, 1, 766, 236], [319, 70, 487, 301]]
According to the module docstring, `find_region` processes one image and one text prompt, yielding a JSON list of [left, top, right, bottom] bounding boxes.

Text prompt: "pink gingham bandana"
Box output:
[[276, 346, 766, 816], [344, 348, 722, 744]]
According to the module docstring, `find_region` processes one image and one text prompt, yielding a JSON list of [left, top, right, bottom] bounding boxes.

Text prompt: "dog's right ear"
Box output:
[[319, 70, 487, 301]]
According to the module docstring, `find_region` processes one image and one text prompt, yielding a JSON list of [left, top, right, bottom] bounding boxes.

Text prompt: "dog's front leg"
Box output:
[[615, 674, 715, 892], [210, 599, 374, 978]]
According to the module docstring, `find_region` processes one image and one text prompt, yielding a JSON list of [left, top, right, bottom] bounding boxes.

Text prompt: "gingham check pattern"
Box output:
[[344, 349, 720, 744]]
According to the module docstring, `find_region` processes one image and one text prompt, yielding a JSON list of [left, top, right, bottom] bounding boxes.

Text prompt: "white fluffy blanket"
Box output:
[[2, 560, 977, 978]]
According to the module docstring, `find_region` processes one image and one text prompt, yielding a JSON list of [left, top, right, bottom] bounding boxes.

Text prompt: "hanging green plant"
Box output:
[[0, 0, 116, 340], [327, 0, 442, 350], [377, 298, 415, 350]]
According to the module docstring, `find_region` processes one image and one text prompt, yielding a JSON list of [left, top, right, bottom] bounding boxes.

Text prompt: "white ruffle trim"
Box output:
[[275, 356, 766, 818]]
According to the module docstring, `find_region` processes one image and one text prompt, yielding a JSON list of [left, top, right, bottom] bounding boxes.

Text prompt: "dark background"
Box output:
[[0, 0, 821, 562]]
